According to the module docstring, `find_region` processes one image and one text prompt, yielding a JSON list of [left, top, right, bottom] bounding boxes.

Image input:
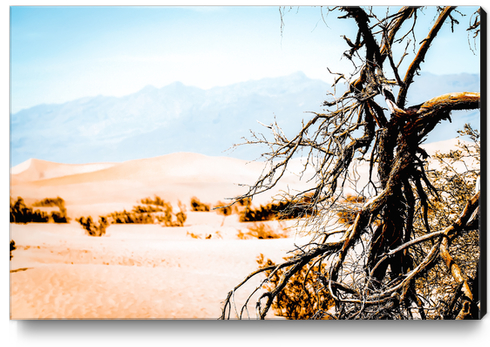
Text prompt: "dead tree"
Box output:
[[220, 6, 482, 320]]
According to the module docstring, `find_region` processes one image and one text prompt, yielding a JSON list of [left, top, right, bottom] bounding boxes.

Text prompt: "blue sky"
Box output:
[[9, 5, 481, 114]]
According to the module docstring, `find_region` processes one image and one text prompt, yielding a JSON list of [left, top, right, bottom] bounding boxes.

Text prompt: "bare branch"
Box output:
[[398, 6, 456, 107]]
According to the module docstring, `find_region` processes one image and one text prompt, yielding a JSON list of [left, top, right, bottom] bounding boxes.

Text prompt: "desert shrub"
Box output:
[[10, 197, 49, 223], [31, 210, 50, 223], [239, 195, 314, 222], [108, 209, 155, 224], [175, 209, 187, 227], [72, 195, 187, 230], [187, 232, 202, 239], [187, 231, 223, 240], [33, 196, 69, 223], [211, 197, 251, 217], [10, 197, 31, 223], [237, 223, 288, 240], [237, 197, 252, 207], [190, 197, 211, 212], [106, 196, 187, 226], [76, 216, 108, 237], [214, 201, 233, 216], [240, 203, 280, 222], [10, 240, 16, 260], [50, 211, 68, 223], [140, 196, 167, 207], [33, 196, 66, 211], [133, 213, 154, 224], [10, 196, 68, 224], [154, 200, 187, 227], [132, 204, 163, 214], [109, 210, 135, 223], [256, 254, 335, 319]]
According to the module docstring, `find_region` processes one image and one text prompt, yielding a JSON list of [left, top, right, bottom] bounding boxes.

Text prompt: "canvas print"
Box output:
[[10, 6, 483, 320]]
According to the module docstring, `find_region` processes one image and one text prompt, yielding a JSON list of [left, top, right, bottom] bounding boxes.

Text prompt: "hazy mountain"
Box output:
[[10, 72, 480, 166]]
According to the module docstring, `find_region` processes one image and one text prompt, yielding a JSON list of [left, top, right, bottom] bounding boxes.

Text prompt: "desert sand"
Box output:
[[10, 152, 313, 319], [10, 218, 309, 319], [9, 139, 473, 319]]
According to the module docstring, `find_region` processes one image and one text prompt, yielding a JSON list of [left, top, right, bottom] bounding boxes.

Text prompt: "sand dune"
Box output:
[[10, 152, 314, 319], [10, 139, 474, 319], [10, 140, 472, 219], [10, 152, 314, 219], [10, 158, 116, 183], [11, 152, 262, 183]]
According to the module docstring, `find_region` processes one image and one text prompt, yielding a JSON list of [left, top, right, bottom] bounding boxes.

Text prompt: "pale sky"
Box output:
[[9, 5, 481, 114]]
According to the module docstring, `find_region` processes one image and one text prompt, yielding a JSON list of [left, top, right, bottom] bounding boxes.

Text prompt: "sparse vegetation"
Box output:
[[186, 231, 223, 240], [187, 231, 202, 239], [76, 196, 187, 236], [10, 196, 68, 223], [239, 195, 314, 222], [32, 196, 68, 222], [108, 209, 155, 224], [190, 197, 211, 212], [237, 223, 288, 240], [76, 216, 109, 237], [410, 126, 480, 319], [214, 201, 233, 216], [140, 196, 167, 206], [10, 240, 16, 260], [256, 254, 335, 319], [107, 196, 187, 227]]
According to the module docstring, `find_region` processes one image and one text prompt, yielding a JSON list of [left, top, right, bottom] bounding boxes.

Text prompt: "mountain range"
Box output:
[[10, 71, 480, 167]]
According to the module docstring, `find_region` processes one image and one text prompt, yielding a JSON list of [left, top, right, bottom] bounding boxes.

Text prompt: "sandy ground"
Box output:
[[10, 153, 316, 319], [10, 213, 310, 319], [9, 140, 473, 320]]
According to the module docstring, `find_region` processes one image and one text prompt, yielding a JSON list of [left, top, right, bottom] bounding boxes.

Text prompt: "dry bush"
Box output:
[[256, 254, 335, 319], [214, 201, 234, 216], [237, 223, 288, 240], [10, 240, 16, 260], [155, 199, 187, 227], [10, 196, 68, 223], [76, 216, 109, 237], [213, 197, 252, 217], [33, 196, 69, 223], [410, 126, 480, 319], [187, 231, 223, 239], [107, 196, 187, 227], [109, 209, 155, 224], [190, 197, 211, 212], [239, 195, 315, 222], [187, 231, 201, 239]]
